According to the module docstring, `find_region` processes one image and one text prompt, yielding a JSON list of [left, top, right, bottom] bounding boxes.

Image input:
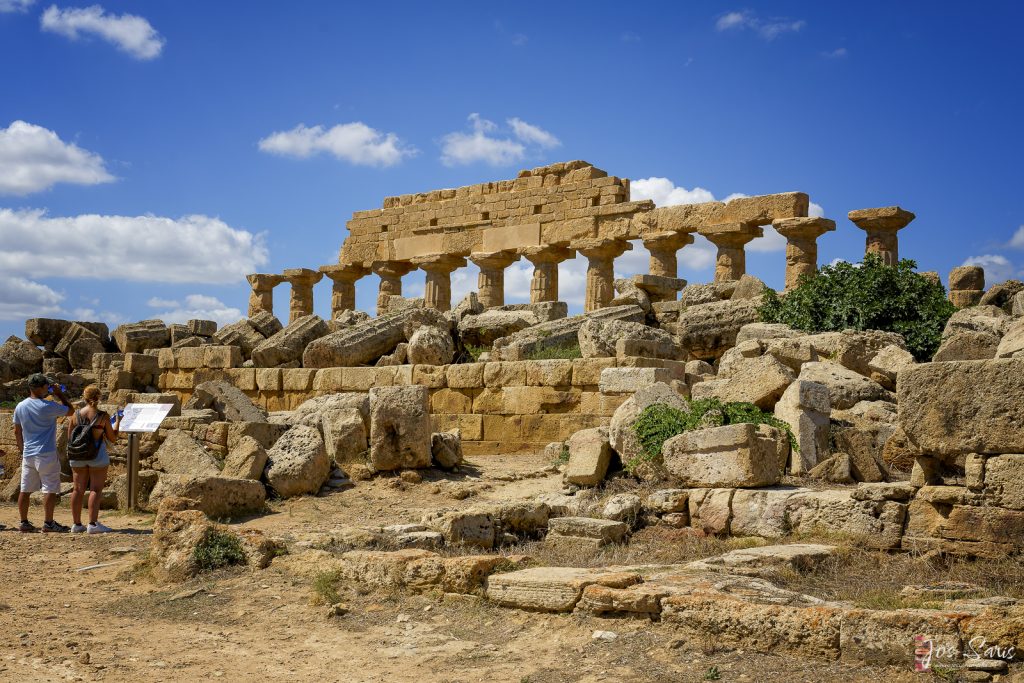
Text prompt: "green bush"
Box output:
[[757, 254, 955, 361], [629, 399, 797, 472], [464, 344, 489, 362], [526, 343, 582, 360], [193, 529, 247, 571]]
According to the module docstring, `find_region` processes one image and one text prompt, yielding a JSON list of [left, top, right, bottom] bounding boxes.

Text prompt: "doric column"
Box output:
[[371, 261, 415, 316], [574, 238, 633, 313], [771, 217, 837, 290], [641, 231, 694, 278], [469, 250, 520, 308], [521, 245, 575, 304], [410, 254, 467, 312], [245, 273, 285, 318], [698, 222, 763, 283], [282, 268, 324, 324], [848, 206, 915, 266], [319, 263, 369, 318]]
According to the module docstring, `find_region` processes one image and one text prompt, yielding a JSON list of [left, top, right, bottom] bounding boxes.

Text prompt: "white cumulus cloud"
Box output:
[[41, 4, 165, 60], [631, 177, 715, 206], [1007, 225, 1024, 249], [963, 254, 1017, 284], [440, 114, 559, 167], [0, 0, 34, 12], [0, 208, 268, 284], [0, 120, 114, 195], [0, 274, 63, 321], [258, 122, 416, 168], [715, 10, 805, 40], [149, 294, 244, 327]]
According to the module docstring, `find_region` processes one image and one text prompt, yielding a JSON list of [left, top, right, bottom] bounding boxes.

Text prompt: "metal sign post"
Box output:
[[120, 403, 176, 513]]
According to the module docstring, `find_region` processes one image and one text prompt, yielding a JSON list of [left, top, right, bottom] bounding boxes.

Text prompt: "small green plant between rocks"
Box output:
[[526, 343, 581, 360], [551, 444, 570, 467], [193, 529, 247, 572], [311, 569, 344, 605], [628, 399, 797, 473]]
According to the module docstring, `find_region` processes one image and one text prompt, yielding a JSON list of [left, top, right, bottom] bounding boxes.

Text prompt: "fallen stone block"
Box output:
[[302, 308, 444, 368], [458, 309, 538, 347], [564, 427, 611, 486], [578, 319, 673, 359], [663, 423, 782, 488], [677, 298, 760, 361], [369, 385, 431, 471], [149, 474, 266, 519], [252, 314, 329, 367], [773, 380, 830, 473], [797, 361, 893, 410], [221, 435, 268, 480], [154, 430, 221, 476], [113, 320, 169, 354], [185, 380, 267, 423], [263, 424, 330, 497], [491, 305, 644, 361], [406, 325, 454, 366], [431, 431, 462, 469], [485, 566, 642, 612]]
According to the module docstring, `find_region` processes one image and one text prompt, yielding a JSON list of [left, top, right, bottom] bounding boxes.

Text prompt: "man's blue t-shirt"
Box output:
[[13, 397, 68, 458]]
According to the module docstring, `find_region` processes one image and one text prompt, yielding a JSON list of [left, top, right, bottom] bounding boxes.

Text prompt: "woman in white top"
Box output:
[[66, 385, 121, 534]]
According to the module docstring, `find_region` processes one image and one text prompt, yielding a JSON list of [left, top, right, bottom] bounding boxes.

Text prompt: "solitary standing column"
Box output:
[[848, 206, 915, 266], [575, 238, 633, 312], [282, 268, 324, 324], [521, 245, 575, 303], [411, 254, 467, 312], [771, 217, 836, 290], [371, 261, 415, 316], [698, 222, 763, 282], [245, 273, 285, 318], [319, 263, 369, 318], [469, 250, 519, 308]]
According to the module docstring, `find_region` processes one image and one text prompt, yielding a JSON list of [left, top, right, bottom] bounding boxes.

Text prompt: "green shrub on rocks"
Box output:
[[194, 529, 247, 572], [757, 254, 955, 361], [629, 399, 796, 472]]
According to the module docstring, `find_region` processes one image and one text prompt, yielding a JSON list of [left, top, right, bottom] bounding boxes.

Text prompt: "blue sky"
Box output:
[[2, 1, 1023, 340]]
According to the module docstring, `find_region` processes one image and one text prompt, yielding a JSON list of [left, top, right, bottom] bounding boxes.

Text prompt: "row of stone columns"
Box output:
[[246, 206, 914, 321]]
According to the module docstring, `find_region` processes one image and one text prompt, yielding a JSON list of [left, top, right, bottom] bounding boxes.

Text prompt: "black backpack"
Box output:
[[67, 410, 102, 461]]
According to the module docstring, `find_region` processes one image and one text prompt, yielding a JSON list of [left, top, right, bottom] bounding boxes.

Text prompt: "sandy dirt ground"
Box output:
[[0, 453, 930, 682]]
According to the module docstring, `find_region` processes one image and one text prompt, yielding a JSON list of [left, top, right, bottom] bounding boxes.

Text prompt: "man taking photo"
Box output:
[[13, 374, 76, 533]]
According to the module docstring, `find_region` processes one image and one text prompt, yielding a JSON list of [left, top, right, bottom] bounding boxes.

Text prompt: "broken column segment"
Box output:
[[948, 265, 985, 308], [246, 273, 285, 318], [319, 263, 368, 318], [490, 304, 645, 361], [371, 260, 415, 316], [282, 268, 323, 325], [469, 250, 520, 308], [698, 222, 763, 282], [302, 307, 446, 368], [410, 254, 466, 312], [847, 206, 915, 266], [771, 216, 837, 290], [521, 245, 575, 303], [574, 238, 632, 313]]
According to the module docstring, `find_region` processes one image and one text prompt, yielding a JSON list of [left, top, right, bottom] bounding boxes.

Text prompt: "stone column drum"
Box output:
[[642, 231, 694, 278], [411, 254, 467, 312], [848, 206, 915, 266], [948, 265, 985, 308], [469, 250, 520, 308], [320, 263, 369, 318], [521, 245, 575, 304], [282, 268, 324, 325], [371, 261, 415, 316], [575, 238, 633, 313], [245, 273, 285, 318], [699, 222, 763, 283], [771, 217, 836, 290]]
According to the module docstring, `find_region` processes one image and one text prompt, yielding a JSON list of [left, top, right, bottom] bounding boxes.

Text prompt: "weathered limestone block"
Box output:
[[54, 323, 106, 371], [979, 279, 1024, 311], [903, 497, 1024, 556], [546, 517, 628, 548], [406, 325, 454, 366], [677, 298, 761, 361], [773, 380, 830, 474], [730, 273, 768, 300], [564, 426, 611, 486], [485, 566, 641, 613], [942, 305, 1012, 338], [263, 424, 330, 497], [302, 308, 442, 368], [729, 487, 804, 538], [188, 319, 217, 336], [680, 282, 734, 307], [933, 330, 1001, 361], [949, 265, 985, 292], [251, 314, 329, 368], [0, 335, 43, 381], [691, 354, 794, 409], [784, 489, 906, 549], [185, 380, 267, 423], [866, 344, 915, 389], [611, 277, 654, 311], [663, 423, 783, 488], [248, 310, 283, 338], [608, 382, 690, 469], [979, 454, 1024, 510], [830, 401, 898, 483], [42, 358, 69, 375], [995, 318, 1024, 358], [322, 408, 367, 464], [113, 320, 169, 353], [221, 435, 268, 480], [493, 301, 568, 323], [686, 488, 734, 535], [290, 393, 369, 430], [26, 318, 109, 350], [796, 361, 893, 410], [422, 509, 495, 549], [213, 319, 265, 359], [577, 319, 673, 359], [458, 309, 538, 347], [369, 385, 432, 471], [491, 304, 644, 361], [149, 474, 265, 519], [898, 359, 1024, 456], [599, 367, 672, 394], [431, 431, 463, 469], [154, 430, 221, 476]]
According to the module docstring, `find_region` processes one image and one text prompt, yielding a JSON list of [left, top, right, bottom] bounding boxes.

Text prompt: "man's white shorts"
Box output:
[[20, 454, 61, 494]]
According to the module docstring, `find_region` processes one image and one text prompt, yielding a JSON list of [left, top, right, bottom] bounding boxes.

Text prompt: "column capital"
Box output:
[[641, 231, 695, 253], [246, 273, 285, 290], [282, 268, 324, 286], [848, 206, 915, 233], [319, 263, 369, 283], [520, 244, 575, 265], [772, 217, 836, 241], [698, 222, 763, 248], [410, 253, 467, 274], [469, 249, 520, 269], [573, 237, 633, 259], [371, 260, 416, 278]]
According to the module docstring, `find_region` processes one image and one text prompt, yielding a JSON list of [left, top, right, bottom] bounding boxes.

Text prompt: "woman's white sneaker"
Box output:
[[87, 522, 113, 534], [71, 524, 87, 533]]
